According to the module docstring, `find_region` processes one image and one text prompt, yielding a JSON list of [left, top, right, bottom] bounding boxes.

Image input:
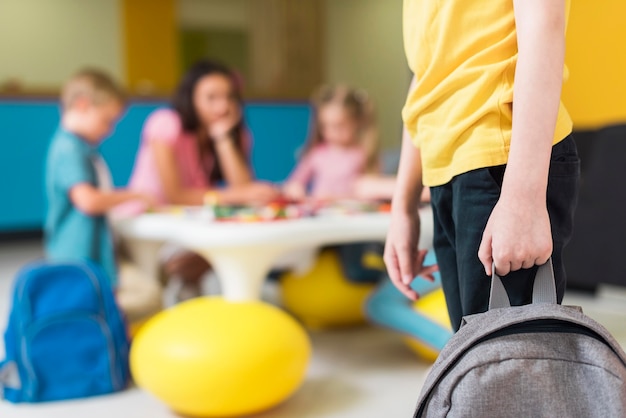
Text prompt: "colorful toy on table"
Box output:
[[201, 194, 314, 223], [160, 196, 392, 224], [198, 195, 391, 223]]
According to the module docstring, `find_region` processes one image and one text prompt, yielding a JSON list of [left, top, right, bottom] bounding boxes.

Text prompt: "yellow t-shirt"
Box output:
[[403, 0, 573, 187]]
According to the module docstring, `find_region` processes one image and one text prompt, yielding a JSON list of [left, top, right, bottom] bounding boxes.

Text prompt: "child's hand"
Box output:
[[353, 175, 398, 201], [223, 182, 280, 205], [283, 182, 307, 201], [242, 182, 280, 205], [136, 193, 157, 211], [384, 210, 438, 300], [478, 196, 552, 276]]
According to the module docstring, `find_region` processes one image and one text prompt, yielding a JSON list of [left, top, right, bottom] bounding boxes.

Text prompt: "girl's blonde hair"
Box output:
[[304, 84, 380, 173]]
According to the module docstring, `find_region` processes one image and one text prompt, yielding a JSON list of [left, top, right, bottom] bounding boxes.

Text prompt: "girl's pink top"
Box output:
[[288, 144, 367, 199]]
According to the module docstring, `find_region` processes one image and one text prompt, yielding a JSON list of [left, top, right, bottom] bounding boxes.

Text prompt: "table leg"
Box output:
[[122, 238, 163, 281], [193, 245, 288, 302]]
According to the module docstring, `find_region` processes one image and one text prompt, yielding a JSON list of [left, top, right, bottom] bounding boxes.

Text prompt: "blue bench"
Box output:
[[0, 99, 311, 232]]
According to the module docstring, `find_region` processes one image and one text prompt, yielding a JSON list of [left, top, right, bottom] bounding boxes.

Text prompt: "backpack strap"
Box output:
[[489, 258, 557, 309], [0, 360, 21, 399]]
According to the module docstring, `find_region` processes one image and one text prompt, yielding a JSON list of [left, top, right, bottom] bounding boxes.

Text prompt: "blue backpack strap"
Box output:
[[82, 260, 131, 389], [0, 359, 22, 399]]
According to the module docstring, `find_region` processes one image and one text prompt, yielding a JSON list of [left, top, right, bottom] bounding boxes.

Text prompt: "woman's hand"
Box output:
[[384, 209, 437, 300], [208, 106, 242, 141]]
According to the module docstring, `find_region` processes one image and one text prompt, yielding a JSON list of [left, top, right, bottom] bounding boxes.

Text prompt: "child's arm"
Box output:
[[478, 0, 566, 276], [283, 152, 315, 200], [354, 175, 397, 200], [70, 184, 154, 216], [355, 125, 431, 202], [384, 102, 437, 300]]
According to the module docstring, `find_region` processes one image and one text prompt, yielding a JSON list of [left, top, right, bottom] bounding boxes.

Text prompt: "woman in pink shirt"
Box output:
[[284, 85, 380, 200], [126, 60, 278, 299], [128, 60, 277, 206]]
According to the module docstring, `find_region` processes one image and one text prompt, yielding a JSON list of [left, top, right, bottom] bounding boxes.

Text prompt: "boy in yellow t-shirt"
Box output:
[[385, 0, 580, 331]]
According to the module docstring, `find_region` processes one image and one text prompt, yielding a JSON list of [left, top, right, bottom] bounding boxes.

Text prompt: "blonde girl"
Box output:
[[284, 84, 379, 200]]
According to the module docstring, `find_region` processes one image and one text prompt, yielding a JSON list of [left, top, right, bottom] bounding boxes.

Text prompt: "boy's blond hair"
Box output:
[[61, 68, 126, 111]]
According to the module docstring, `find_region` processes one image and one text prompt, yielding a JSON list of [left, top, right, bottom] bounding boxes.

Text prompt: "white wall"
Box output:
[[324, 0, 411, 150], [0, 0, 123, 89]]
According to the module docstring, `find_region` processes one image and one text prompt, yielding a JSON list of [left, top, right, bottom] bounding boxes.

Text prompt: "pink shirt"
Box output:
[[126, 108, 250, 206], [126, 109, 209, 204], [288, 144, 367, 199]]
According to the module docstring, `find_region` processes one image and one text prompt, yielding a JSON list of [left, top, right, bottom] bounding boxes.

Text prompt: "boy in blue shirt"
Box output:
[[45, 69, 160, 321]]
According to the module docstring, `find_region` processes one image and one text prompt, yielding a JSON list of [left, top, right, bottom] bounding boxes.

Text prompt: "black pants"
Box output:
[[430, 135, 580, 331]]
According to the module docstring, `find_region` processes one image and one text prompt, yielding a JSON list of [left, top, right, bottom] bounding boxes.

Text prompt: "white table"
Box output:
[[113, 206, 434, 302]]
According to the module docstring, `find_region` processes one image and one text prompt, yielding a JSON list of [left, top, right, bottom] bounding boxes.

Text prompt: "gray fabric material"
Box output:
[[0, 360, 21, 399], [489, 260, 557, 309], [414, 303, 626, 417], [488, 263, 510, 309], [529, 259, 557, 305]]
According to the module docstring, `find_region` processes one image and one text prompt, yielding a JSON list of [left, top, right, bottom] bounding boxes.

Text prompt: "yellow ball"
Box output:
[[280, 249, 376, 328], [404, 289, 451, 362], [130, 297, 311, 417]]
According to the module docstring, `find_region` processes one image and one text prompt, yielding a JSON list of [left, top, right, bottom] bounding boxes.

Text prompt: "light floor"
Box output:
[[1, 240, 625, 418]]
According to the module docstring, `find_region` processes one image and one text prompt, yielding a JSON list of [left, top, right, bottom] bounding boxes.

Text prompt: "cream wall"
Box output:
[[178, 0, 250, 29], [0, 0, 410, 148], [324, 0, 410, 150], [0, 0, 124, 89]]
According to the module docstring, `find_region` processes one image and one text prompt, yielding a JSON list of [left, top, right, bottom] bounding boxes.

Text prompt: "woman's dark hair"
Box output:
[[171, 60, 247, 183]]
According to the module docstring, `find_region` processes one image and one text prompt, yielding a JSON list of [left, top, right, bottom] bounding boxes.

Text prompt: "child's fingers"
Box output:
[[384, 246, 418, 300], [413, 249, 427, 273], [420, 273, 436, 282], [394, 276, 418, 300], [418, 264, 439, 282], [414, 249, 438, 282], [478, 232, 493, 276], [383, 245, 401, 284], [397, 246, 416, 286]]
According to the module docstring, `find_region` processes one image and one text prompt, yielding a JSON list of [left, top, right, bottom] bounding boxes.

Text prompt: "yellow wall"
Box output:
[[0, 0, 123, 89], [563, 0, 626, 128], [323, 0, 410, 150], [121, 0, 179, 94]]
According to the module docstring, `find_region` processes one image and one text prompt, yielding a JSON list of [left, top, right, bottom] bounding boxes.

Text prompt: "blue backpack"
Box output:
[[0, 260, 130, 403]]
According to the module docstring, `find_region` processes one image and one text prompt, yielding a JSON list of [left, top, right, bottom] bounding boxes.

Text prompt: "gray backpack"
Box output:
[[414, 260, 626, 417]]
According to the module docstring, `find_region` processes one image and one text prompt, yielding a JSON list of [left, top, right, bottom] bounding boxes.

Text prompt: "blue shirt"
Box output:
[[44, 127, 117, 285]]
